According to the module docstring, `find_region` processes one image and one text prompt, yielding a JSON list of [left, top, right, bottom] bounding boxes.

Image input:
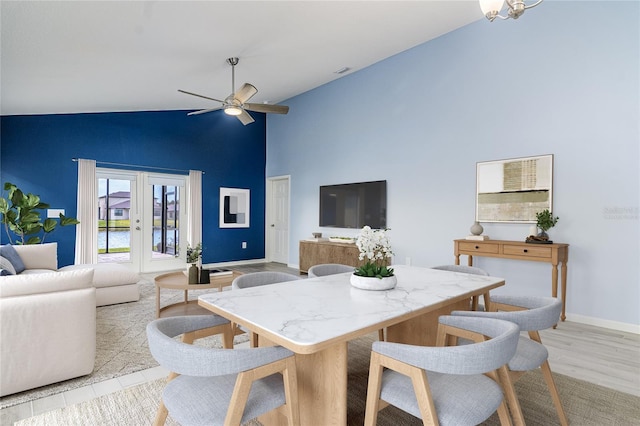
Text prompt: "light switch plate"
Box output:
[[47, 209, 65, 218]]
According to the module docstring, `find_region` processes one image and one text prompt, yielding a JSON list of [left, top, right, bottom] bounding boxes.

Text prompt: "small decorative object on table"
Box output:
[[199, 269, 210, 284], [526, 209, 559, 244], [466, 221, 489, 241], [186, 242, 203, 284], [351, 226, 396, 290]]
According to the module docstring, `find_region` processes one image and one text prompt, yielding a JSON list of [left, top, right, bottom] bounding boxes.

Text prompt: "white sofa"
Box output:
[[10, 243, 141, 306], [0, 268, 96, 396]]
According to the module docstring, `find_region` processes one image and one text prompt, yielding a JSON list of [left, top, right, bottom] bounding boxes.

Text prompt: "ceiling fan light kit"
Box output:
[[479, 0, 542, 21], [179, 57, 289, 125], [224, 106, 243, 116]]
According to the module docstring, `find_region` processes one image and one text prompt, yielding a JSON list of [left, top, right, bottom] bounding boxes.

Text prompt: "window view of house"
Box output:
[[98, 178, 179, 262], [98, 180, 132, 262]]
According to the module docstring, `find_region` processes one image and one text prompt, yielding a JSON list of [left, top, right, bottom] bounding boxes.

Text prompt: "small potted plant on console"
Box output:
[[527, 209, 559, 244]]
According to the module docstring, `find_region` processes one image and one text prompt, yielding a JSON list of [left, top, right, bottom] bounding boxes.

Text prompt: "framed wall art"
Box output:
[[476, 154, 553, 223], [219, 187, 250, 228]]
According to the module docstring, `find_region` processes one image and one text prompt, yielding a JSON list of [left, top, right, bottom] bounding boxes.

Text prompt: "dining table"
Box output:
[[198, 264, 505, 426]]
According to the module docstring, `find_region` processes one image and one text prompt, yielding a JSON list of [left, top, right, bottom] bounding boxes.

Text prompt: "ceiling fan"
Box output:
[[178, 57, 289, 125]]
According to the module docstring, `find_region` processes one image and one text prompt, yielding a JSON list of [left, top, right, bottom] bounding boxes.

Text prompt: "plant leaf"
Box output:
[[25, 236, 41, 244], [60, 214, 80, 226], [43, 218, 57, 233]]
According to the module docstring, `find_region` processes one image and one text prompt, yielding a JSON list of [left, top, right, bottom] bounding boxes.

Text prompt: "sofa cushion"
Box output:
[[59, 263, 140, 288], [0, 256, 17, 275], [0, 246, 26, 274], [12, 242, 58, 271], [0, 269, 94, 298]]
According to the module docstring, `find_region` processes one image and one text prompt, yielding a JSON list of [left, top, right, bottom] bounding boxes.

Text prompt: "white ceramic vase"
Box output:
[[350, 274, 397, 291]]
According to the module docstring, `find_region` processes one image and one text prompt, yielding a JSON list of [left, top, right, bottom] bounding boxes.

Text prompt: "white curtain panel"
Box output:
[[74, 159, 98, 264], [187, 170, 203, 251]]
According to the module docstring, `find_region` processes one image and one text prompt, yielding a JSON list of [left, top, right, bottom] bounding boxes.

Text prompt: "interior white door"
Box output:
[[267, 176, 290, 264]]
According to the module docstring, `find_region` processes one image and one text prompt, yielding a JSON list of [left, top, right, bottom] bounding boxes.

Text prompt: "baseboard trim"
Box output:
[[202, 259, 267, 269], [567, 314, 640, 335]]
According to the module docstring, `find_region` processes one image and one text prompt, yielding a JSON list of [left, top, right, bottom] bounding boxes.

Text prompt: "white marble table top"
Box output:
[[198, 265, 504, 354]]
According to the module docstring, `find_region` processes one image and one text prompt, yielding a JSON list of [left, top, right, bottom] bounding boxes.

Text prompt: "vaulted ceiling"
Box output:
[[1, 1, 483, 116]]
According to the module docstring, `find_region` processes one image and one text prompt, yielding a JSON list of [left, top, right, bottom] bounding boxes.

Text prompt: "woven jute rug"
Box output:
[[1, 277, 246, 409], [15, 333, 640, 426]]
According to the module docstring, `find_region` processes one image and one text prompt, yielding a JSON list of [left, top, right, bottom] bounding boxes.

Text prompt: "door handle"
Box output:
[[271, 224, 275, 227], [136, 226, 141, 231]]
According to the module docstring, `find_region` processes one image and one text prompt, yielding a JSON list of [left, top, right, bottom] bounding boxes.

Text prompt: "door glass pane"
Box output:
[[98, 178, 131, 262], [152, 185, 179, 259]]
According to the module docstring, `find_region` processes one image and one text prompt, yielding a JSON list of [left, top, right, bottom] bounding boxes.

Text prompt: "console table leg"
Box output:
[[561, 261, 568, 322], [552, 264, 559, 328]]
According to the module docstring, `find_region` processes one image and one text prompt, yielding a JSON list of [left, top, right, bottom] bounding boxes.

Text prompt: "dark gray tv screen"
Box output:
[[319, 180, 387, 229]]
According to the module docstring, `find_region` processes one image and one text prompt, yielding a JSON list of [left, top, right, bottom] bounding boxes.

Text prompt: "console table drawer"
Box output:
[[457, 242, 499, 254], [503, 244, 552, 259]]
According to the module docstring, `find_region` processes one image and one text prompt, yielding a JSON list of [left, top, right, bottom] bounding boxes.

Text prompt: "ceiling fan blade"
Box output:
[[178, 89, 225, 104], [187, 107, 222, 116], [244, 103, 289, 115], [236, 110, 255, 126], [234, 83, 258, 104]]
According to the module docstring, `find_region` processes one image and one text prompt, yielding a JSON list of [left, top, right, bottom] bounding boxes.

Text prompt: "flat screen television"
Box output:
[[319, 180, 387, 229]]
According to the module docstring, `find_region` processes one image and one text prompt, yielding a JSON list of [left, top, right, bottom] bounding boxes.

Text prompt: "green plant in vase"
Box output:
[[0, 182, 79, 245], [535, 209, 559, 241], [186, 242, 203, 265]]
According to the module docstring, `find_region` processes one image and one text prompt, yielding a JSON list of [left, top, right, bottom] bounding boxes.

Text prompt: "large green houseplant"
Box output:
[[0, 182, 79, 245]]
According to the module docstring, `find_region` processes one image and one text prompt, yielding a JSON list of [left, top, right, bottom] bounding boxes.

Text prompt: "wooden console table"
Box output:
[[299, 240, 363, 273], [454, 239, 569, 323]]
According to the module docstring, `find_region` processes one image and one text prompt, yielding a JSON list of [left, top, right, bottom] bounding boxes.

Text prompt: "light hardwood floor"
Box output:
[[2, 263, 638, 424]]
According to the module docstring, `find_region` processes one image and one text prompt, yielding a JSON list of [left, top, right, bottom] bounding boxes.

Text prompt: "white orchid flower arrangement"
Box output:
[[354, 226, 394, 278]]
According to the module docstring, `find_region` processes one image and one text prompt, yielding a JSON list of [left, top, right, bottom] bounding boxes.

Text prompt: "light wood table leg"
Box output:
[[155, 286, 161, 318], [259, 341, 348, 425], [386, 299, 471, 346], [561, 261, 568, 322], [552, 263, 559, 328]]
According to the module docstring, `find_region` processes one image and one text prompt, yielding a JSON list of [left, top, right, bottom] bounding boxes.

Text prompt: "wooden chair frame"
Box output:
[[364, 322, 516, 426], [153, 322, 300, 426], [487, 301, 569, 426]]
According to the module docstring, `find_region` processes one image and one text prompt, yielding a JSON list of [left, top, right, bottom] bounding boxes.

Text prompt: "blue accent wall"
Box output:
[[1, 110, 266, 267]]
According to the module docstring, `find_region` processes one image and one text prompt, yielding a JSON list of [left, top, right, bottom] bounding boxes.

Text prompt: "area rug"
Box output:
[[15, 333, 640, 426], [1, 277, 243, 409]]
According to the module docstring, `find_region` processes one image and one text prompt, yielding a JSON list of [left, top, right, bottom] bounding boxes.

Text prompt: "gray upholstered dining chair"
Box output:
[[432, 264, 489, 310], [232, 271, 302, 346], [307, 263, 354, 278], [146, 315, 300, 426], [232, 271, 302, 289], [453, 296, 568, 426], [431, 264, 489, 276], [364, 315, 520, 426]]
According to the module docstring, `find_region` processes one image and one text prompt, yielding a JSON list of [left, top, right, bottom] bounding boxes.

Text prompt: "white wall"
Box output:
[[266, 1, 639, 331]]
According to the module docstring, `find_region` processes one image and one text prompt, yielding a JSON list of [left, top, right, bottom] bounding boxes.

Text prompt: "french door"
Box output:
[[97, 169, 187, 272]]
